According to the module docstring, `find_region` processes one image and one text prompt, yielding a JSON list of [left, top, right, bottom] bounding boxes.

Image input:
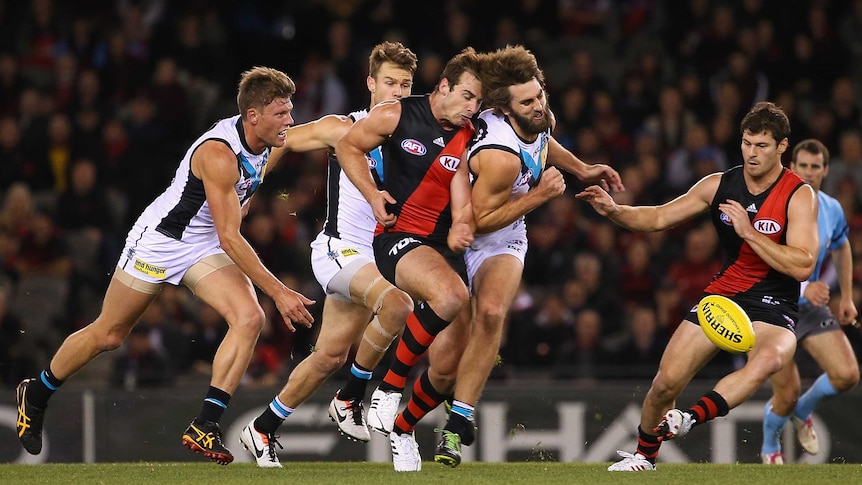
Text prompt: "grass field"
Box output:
[[1, 462, 861, 485]]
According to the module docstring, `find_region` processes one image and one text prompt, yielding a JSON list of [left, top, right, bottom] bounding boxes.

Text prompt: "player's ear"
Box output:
[[777, 137, 788, 154], [367, 75, 375, 94]]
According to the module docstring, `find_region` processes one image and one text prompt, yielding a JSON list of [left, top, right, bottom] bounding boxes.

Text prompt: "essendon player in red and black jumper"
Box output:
[[336, 47, 485, 468], [578, 102, 819, 471], [702, 165, 806, 331]]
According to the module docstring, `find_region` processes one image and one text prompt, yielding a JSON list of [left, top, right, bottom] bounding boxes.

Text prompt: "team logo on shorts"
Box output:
[[133, 258, 167, 278]]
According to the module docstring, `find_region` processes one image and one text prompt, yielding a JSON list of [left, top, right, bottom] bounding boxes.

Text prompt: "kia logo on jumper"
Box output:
[[401, 139, 427, 155], [754, 219, 781, 234], [439, 155, 459, 171]]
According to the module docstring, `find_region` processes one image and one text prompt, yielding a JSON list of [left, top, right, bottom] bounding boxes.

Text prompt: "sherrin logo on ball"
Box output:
[[697, 294, 756, 353]]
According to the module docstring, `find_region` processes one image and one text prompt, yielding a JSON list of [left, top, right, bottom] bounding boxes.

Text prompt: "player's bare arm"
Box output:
[[194, 141, 315, 330], [577, 173, 719, 232], [546, 137, 625, 193], [832, 239, 859, 324], [276, 114, 354, 156], [448, 151, 475, 253], [471, 149, 564, 234], [719, 184, 818, 282], [336, 100, 402, 226]]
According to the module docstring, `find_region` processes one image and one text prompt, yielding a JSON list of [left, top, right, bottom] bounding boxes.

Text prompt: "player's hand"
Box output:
[[717, 200, 755, 239], [370, 190, 397, 227], [536, 166, 566, 202], [575, 185, 618, 216], [803, 281, 830, 307], [836, 297, 859, 326], [447, 221, 474, 253], [274, 288, 316, 331], [579, 163, 625, 193]]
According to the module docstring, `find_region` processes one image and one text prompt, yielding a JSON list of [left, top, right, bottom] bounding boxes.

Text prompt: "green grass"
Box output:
[[1, 462, 861, 485]]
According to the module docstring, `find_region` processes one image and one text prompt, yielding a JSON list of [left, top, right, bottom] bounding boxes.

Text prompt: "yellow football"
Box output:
[[696, 294, 756, 353]]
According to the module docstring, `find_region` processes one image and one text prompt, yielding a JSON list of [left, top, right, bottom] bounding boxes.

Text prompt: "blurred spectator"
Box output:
[[640, 85, 698, 157], [666, 224, 723, 309], [15, 207, 71, 280], [523, 292, 575, 368], [610, 304, 668, 378], [110, 324, 174, 390], [0, 281, 35, 385], [823, 130, 862, 211], [556, 308, 614, 381]]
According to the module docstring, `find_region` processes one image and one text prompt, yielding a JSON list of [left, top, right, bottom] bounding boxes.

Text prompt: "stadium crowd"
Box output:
[[1, 0, 861, 390]]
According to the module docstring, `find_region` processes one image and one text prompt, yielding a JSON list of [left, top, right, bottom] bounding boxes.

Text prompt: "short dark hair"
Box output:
[[740, 101, 791, 143], [792, 138, 830, 166], [438, 47, 485, 92]]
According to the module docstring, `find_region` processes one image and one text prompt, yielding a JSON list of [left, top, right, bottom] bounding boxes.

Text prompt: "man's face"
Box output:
[[740, 130, 787, 176], [504, 79, 551, 137], [368, 62, 414, 106], [252, 97, 294, 148], [791, 149, 828, 192], [440, 70, 482, 128]]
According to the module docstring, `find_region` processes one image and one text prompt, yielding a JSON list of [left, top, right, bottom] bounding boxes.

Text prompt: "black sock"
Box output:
[[195, 386, 231, 424], [688, 390, 730, 426], [635, 426, 661, 464], [254, 407, 283, 435], [27, 368, 64, 409], [338, 363, 373, 401], [445, 412, 475, 445]]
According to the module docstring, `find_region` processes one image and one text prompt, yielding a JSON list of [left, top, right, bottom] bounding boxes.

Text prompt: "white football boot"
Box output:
[[607, 450, 656, 471], [239, 419, 283, 468], [367, 387, 402, 435], [328, 392, 371, 442], [390, 431, 422, 472], [792, 415, 819, 454], [656, 409, 694, 440]]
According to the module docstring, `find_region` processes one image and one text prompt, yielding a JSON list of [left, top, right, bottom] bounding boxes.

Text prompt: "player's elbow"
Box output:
[[792, 254, 817, 282]]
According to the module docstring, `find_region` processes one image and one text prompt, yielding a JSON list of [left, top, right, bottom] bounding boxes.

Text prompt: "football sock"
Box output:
[[255, 396, 293, 434], [794, 373, 837, 420], [761, 401, 789, 455], [450, 400, 475, 421], [28, 368, 64, 408], [688, 390, 729, 426], [337, 363, 374, 401], [379, 303, 449, 392], [393, 371, 445, 435], [196, 386, 231, 424], [445, 412, 476, 445], [636, 426, 661, 463]]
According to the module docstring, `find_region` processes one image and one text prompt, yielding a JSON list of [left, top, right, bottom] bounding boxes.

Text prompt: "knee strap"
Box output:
[[361, 276, 398, 314], [362, 316, 398, 353]]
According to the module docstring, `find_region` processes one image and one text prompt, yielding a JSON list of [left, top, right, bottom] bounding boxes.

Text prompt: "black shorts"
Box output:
[[687, 293, 798, 333], [794, 301, 840, 341], [373, 231, 468, 287]]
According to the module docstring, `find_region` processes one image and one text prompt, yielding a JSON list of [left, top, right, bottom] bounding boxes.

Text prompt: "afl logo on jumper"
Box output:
[[365, 154, 377, 169], [754, 219, 782, 235], [401, 139, 427, 156], [439, 155, 459, 172], [719, 212, 733, 225]]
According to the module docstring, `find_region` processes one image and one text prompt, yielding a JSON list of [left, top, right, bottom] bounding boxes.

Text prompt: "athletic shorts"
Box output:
[[310, 231, 374, 302], [794, 301, 840, 340], [464, 218, 527, 288], [687, 293, 798, 333], [117, 223, 227, 285], [373, 231, 468, 287]]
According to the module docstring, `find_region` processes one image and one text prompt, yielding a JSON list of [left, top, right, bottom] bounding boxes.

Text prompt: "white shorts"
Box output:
[[464, 219, 528, 289], [117, 223, 226, 285], [310, 231, 375, 302]]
